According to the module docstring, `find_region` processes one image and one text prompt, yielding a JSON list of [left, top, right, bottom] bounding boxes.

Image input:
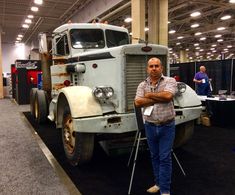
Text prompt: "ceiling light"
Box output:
[[210, 48, 215, 50], [207, 52, 211, 55], [224, 48, 229, 51], [214, 34, 222, 38], [190, 11, 201, 17], [176, 42, 181, 45], [25, 19, 32, 24], [217, 27, 225, 31], [217, 39, 223, 42], [129, 32, 132, 36], [169, 30, 176, 34], [212, 44, 217, 47], [144, 27, 149, 31], [169, 48, 172, 50], [212, 50, 216, 53], [185, 48, 189, 51], [31, 6, 39, 12], [28, 15, 34, 18], [199, 49, 204, 52], [16, 37, 22, 40], [22, 24, 29, 28], [194, 43, 199, 46], [195, 47, 200, 50], [124, 17, 132, 23], [200, 37, 206, 40], [227, 45, 232, 48], [221, 15, 231, 20], [177, 36, 183, 39], [230, 0, 235, 3], [195, 32, 202, 36], [191, 23, 199, 28], [168, 21, 171, 24], [34, 0, 43, 5], [18, 34, 23, 38]]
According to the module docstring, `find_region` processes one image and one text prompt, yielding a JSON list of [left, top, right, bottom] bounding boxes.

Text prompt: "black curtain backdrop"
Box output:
[[232, 59, 235, 92], [170, 59, 234, 95], [170, 62, 195, 90]]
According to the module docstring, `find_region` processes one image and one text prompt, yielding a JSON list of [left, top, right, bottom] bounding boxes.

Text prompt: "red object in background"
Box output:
[[11, 65, 16, 74], [27, 70, 42, 85], [174, 75, 180, 82]]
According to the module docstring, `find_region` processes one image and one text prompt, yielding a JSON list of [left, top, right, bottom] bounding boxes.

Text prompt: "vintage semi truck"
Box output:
[[30, 23, 202, 166]]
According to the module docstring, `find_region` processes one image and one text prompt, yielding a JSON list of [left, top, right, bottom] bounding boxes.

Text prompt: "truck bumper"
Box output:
[[175, 106, 202, 125], [71, 106, 202, 134]]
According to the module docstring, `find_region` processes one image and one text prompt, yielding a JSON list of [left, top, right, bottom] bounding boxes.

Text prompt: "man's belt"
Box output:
[[146, 118, 175, 126]]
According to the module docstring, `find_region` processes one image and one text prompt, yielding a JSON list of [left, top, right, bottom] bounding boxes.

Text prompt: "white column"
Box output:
[[0, 27, 3, 99], [148, 0, 168, 46], [131, 0, 145, 44], [180, 50, 187, 62]]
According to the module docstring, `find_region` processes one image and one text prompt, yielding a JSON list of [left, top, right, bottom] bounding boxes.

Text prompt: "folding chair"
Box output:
[[127, 103, 186, 195]]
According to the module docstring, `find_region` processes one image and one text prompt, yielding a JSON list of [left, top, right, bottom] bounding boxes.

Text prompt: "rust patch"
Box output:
[[52, 83, 65, 90], [51, 73, 70, 77]]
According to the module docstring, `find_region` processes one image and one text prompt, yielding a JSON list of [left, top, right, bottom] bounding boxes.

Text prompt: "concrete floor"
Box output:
[[0, 98, 80, 195]]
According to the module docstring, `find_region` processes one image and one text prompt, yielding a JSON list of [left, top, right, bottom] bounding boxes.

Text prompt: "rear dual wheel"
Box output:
[[30, 88, 38, 118], [30, 88, 48, 123]]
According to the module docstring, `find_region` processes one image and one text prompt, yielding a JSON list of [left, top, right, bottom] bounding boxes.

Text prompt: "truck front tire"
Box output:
[[62, 107, 94, 166], [174, 120, 194, 148]]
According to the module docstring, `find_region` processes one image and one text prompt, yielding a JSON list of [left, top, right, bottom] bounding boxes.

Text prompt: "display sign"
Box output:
[[15, 60, 41, 70]]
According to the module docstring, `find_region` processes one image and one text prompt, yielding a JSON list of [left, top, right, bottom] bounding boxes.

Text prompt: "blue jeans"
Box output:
[[144, 121, 175, 194]]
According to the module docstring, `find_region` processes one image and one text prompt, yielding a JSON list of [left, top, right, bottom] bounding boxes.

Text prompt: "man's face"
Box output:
[[147, 59, 163, 78], [200, 66, 206, 72]]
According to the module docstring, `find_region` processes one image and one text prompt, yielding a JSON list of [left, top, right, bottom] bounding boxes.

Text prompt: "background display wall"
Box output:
[[170, 59, 235, 95]]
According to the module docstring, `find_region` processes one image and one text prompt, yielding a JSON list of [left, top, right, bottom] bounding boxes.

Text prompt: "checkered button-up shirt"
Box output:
[[135, 75, 177, 123]]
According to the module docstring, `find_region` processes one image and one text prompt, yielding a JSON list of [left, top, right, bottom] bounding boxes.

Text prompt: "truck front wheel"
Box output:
[[174, 120, 194, 148], [62, 108, 94, 166]]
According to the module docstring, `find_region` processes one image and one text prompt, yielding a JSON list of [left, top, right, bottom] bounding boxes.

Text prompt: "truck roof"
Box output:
[[53, 23, 129, 34]]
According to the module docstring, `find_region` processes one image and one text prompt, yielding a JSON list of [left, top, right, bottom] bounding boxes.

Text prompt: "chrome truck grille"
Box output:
[[125, 55, 150, 111], [125, 54, 167, 111]]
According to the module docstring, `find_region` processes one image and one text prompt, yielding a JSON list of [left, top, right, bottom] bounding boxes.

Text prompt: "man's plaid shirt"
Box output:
[[135, 75, 177, 123]]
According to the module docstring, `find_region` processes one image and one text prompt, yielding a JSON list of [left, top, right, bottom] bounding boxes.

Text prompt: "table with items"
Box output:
[[198, 96, 235, 127]]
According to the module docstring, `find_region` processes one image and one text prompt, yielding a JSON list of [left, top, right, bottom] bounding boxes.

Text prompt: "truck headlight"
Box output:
[[177, 82, 186, 94], [93, 86, 114, 99]]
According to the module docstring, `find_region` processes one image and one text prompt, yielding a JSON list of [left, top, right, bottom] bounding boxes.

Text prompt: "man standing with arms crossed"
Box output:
[[135, 57, 177, 195]]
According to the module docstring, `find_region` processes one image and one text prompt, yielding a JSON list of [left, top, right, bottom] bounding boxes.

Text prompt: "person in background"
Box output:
[[193, 65, 212, 96], [135, 57, 177, 195]]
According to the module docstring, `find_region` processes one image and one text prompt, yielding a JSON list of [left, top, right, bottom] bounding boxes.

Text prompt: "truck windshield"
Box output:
[[70, 29, 105, 49], [105, 29, 129, 48]]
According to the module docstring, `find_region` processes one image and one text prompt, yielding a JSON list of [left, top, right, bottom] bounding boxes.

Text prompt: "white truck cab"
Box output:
[[31, 23, 202, 165]]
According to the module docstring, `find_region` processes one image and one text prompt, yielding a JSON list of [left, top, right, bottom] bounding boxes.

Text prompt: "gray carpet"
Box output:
[[0, 98, 72, 195]]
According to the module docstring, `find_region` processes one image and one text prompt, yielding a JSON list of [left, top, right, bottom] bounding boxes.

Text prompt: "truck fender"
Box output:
[[56, 86, 102, 128], [174, 84, 201, 108]]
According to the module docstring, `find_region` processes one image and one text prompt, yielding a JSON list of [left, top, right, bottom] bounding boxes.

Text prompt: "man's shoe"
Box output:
[[146, 185, 160, 193]]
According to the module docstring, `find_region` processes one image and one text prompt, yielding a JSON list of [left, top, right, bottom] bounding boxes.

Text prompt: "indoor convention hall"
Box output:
[[0, 1, 235, 195]]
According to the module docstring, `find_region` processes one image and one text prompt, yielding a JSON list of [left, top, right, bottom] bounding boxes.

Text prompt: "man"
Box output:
[[135, 57, 177, 195], [193, 65, 211, 96]]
